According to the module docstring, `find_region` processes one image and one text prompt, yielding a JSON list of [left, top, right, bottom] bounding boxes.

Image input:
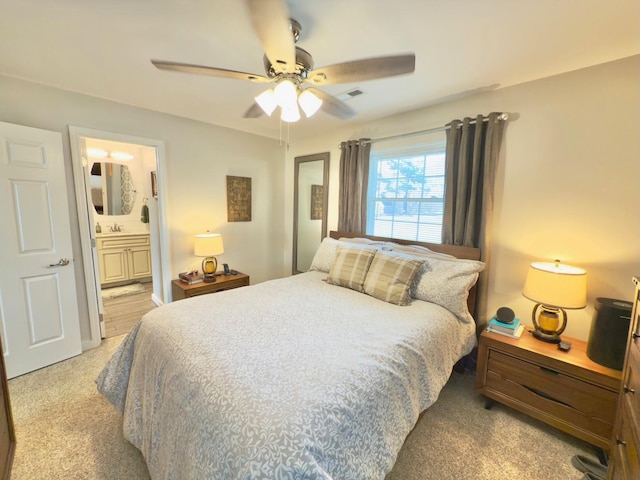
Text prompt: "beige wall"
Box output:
[[0, 74, 285, 345], [286, 55, 640, 341], [2, 54, 636, 346]]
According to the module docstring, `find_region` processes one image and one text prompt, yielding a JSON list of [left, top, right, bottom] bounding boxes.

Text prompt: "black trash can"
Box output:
[[587, 297, 633, 370]]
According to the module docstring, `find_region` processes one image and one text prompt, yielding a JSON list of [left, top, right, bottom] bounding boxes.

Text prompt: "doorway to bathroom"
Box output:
[[69, 127, 171, 346]]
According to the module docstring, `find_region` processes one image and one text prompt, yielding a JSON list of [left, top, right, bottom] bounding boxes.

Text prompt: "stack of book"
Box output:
[[178, 271, 204, 284], [487, 316, 524, 338]]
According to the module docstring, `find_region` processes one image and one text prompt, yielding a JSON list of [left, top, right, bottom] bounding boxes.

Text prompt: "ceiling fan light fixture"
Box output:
[[255, 88, 277, 116], [280, 104, 301, 123], [274, 79, 298, 109], [298, 89, 322, 118]]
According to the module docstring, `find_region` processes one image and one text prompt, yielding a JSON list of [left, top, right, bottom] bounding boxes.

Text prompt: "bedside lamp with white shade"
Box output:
[[194, 233, 224, 283], [522, 260, 587, 343]]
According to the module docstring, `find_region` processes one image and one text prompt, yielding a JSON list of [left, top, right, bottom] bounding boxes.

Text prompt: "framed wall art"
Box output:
[[150, 171, 158, 199], [226, 175, 252, 222], [310, 184, 323, 220]]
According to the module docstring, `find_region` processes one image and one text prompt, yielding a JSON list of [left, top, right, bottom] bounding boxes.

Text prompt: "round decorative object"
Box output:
[[496, 306, 515, 324], [531, 304, 566, 343]]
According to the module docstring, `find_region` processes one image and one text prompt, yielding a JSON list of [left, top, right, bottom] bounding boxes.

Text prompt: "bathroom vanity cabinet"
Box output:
[[97, 233, 152, 286]]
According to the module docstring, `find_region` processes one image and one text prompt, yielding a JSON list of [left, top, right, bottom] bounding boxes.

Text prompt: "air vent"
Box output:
[[336, 88, 364, 101]]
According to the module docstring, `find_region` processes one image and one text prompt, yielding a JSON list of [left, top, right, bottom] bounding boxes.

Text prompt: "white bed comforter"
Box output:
[[97, 271, 476, 480]]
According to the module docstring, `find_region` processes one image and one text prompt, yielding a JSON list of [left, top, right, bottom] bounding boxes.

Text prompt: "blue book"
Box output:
[[488, 317, 520, 332]]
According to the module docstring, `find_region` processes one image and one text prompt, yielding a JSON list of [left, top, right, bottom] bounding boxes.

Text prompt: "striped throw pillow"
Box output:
[[326, 246, 377, 292], [363, 251, 425, 306]]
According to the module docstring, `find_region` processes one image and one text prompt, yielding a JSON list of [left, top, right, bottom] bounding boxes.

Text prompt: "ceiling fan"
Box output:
[[151, 0, 415, 122]]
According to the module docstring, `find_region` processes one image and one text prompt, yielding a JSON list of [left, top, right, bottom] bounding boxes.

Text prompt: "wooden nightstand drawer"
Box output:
[[611, 399, 640, 480], [476, 329, 621, 450], [172, 272, 250, 301], [486, 350, 617, 440]]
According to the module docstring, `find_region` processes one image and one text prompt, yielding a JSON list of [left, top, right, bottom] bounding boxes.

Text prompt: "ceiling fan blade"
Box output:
[[151, 59, 271, 83], [243, 102, 265, 118], [306, 54, 415, 86], [245, 0, 296, 73], [306, 88, 356, 119]]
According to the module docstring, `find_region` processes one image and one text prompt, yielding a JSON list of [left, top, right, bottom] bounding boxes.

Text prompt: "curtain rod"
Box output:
[[348, 112, 509, 147]]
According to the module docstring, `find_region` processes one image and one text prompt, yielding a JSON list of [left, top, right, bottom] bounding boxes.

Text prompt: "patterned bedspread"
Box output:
[[97, 271, 476, 479]]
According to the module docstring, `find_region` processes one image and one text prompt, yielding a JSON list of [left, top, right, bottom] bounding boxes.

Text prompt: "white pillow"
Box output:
[[338, 237, 386, 245], [309, 237, 382, 273], [386, 243, 456, 259], [413, 256, 485, 323]]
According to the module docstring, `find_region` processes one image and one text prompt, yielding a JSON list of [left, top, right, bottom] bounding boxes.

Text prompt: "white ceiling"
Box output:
[[1, 0, 638, 140]]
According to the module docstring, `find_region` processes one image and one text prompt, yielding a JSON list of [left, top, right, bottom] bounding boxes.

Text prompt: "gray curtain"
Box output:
[[338, 139, 371, 233], [442, 112, 506, 320]]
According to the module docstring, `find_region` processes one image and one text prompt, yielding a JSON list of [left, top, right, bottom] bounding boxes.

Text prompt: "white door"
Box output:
[[0, 122, 82, 379]]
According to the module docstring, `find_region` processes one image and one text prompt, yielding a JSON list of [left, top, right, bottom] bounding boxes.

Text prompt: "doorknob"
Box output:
[[47, 258, 70, 267]]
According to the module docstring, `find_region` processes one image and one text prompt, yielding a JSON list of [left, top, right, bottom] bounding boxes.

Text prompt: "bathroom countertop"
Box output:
[[96, 231, 149, 237]]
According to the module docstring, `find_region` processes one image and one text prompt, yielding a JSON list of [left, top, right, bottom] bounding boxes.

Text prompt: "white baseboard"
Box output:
[[151, 293, 163, 307]]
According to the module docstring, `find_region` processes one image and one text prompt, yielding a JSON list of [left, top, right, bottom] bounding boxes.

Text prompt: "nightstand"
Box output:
[[171, 272, 250, 301], [475, 328, 622, 451]]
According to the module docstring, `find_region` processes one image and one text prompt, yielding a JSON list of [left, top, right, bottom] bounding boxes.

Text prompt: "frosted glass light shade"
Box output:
[[281, 104, 301, 123], [255, 89, 277, 116], [522, 261, 587, 309], [194, 233, 224, 257], [298, 89, 322, 117], [274, 79, 298, 109]]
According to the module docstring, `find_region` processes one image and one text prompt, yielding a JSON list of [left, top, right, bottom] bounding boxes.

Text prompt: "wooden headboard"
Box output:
[[329, 231, 482, 321]]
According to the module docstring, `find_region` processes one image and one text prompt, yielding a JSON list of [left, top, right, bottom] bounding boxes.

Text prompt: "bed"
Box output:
[[97, 231, 484, 479]]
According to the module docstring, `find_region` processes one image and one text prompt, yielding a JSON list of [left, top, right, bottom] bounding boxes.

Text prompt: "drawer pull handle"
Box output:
[[539, 366, 559, 375], [616, 436, 627, 446], [623, 385, 636, 394], [633, 332, 640, 340], [523, 385, 571, 408]]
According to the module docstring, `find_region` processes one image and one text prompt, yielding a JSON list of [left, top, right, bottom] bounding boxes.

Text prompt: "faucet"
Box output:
[[109, 223, 122, 232]]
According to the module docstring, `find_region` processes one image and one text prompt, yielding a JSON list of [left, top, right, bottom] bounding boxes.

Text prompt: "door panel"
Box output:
[[100, 250, 128, 283], [24, 275, 64, 344], [11, 180, 54, 252], [0, 121, 82, 379], [129, 247, 152, 278]]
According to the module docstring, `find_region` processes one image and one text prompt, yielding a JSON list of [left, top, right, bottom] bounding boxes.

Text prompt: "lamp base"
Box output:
[[532, 329, 562, 343], [202, 257, 218, 283], [531, 304, 567, 344]]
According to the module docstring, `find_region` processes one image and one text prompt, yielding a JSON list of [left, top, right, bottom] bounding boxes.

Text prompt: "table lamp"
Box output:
[[194, 233, 224, 283], [522, 260, 587, 343]]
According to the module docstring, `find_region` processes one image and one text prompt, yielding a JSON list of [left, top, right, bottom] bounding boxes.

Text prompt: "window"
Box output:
[[366, 142, 445, 243]]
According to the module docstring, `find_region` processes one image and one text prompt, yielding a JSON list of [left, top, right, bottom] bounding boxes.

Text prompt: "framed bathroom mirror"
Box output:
[[90, 162, 135, 216], [293, 152, 329, 274]]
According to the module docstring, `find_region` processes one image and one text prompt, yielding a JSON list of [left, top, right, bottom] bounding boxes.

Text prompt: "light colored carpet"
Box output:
[[8, 335, 596, 479], [101, 283, 145, 300]]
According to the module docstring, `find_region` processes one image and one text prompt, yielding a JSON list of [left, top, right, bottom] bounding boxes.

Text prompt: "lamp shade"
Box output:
[[274, 79, 298, 109], [298, 89, 322, 117], [194, 233, 224, 257], [280, 104, 301, 123], [522, 261, 587, 309], [254, 88, 277, 116]]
